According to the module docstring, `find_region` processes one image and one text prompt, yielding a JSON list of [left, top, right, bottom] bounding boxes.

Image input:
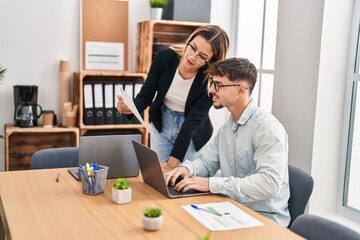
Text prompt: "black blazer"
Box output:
[[133, 48, 213, 161]]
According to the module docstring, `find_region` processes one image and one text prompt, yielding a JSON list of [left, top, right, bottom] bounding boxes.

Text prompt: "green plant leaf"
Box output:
[[197, 232, 212, 240], [144, 207, 162, 217], [112, 178, 129, 190], [149, 0, 168, 8], [0, 65, 7, 81]]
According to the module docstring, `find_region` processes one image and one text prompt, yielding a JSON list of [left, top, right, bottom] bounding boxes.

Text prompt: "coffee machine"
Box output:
[[13, 85, 42, 127]]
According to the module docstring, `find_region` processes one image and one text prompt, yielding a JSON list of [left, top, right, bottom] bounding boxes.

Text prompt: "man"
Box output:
[[164, 58, 290, 227]]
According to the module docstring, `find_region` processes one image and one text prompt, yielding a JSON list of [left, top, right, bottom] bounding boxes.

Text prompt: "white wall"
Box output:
[[273, 0, 324, 174], [312, 0, 352, 215], [129, 0, 152, 72]]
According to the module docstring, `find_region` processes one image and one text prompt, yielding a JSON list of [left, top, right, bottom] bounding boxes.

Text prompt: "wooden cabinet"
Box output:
[[73, 71, 150, 145], [4, 124, 79, 171], [136, 20, 206, 73]]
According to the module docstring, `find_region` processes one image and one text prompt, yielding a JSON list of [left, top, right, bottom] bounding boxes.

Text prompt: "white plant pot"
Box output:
[[151, 8, 163, 20], [142, 215, 163, 231], [112, 187, 132, 204]]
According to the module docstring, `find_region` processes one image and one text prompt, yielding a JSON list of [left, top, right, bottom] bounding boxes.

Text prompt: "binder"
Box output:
[[113, 82, 123, 124], [123, 82, 134, 124], [132, 83, 143, 124], [93, 82, 105, 125], [83, 82, 95, 125], [103, 81, 114, 125], [134, 83, 142, 98], [124, 82, 134, 98]]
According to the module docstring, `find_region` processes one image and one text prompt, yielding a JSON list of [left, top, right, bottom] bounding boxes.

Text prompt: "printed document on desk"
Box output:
[[182, 201, 264, 231], [120, 88, 150, 132]]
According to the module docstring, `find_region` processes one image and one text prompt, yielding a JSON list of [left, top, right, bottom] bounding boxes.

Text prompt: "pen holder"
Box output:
[[79, 165, 109, 195]]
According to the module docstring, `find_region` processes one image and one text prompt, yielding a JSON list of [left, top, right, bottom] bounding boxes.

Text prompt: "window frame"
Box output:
[[338, 0, 360, 222], [233, 0, 278, 112]]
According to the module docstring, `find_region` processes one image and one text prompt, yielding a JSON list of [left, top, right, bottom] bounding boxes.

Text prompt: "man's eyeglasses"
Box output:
[[186, 43, 209, 66], [209, 78, 248, 92]]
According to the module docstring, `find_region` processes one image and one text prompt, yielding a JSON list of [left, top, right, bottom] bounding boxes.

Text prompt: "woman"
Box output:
[[117, 25, 229, 172]]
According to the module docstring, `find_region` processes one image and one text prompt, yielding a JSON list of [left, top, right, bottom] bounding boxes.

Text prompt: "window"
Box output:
[[234, 0, 278, 112], [340, 0, 360, 222]]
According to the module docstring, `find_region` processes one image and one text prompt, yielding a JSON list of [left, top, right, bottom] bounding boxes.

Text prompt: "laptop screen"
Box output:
[[132, 140, 210, 198], [78, 134, 142, 178]]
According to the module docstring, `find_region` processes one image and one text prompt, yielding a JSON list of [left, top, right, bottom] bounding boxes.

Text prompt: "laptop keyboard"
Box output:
[[167, 186, 201, 196], [166, 176, 204, 196]]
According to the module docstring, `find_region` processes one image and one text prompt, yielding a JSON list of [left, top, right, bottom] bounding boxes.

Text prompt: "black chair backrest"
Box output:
[[290, 214, 360, 240], [31, 147, 79, 169], [288, 164, 314, 227]]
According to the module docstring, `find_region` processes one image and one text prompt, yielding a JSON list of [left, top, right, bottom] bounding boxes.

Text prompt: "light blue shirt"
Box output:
[[182, 100, 290, 227]]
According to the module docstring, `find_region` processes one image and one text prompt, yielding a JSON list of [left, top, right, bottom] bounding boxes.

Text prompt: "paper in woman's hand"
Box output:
[[120, 88, 150, 132]]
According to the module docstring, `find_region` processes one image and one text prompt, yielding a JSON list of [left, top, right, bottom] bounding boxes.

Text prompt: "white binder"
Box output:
[[93, 83, 104, 124]]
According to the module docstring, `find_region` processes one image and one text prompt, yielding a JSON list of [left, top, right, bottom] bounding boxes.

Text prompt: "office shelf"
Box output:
[[73, 71, 150, 145], [4, 124, 79, 171]]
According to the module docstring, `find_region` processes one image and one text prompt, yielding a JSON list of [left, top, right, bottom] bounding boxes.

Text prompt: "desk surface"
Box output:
[[0, 169, 302, 240]]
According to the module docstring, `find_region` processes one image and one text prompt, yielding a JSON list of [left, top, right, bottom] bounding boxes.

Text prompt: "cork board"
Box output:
[[81, 0, 128, 71]]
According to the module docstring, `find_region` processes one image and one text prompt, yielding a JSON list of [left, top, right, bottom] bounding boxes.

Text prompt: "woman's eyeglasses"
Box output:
[[209, 78, 248, 92], [186, 43, 209, 65]]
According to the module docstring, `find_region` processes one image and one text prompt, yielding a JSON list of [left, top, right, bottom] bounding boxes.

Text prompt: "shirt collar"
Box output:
[[237, 99, 257, 125]]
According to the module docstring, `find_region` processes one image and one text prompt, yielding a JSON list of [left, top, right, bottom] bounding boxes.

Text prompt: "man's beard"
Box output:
[[213, 103, 224, 109]]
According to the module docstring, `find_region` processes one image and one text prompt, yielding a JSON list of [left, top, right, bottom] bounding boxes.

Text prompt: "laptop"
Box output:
[[132, 140, 210, 198], [68, 134, 142, 180]]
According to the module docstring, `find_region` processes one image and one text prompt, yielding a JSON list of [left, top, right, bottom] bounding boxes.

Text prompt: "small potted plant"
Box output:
[[112, 178, 131, 204], [149, 0, 168, 20], [142, 207, 163, 231]]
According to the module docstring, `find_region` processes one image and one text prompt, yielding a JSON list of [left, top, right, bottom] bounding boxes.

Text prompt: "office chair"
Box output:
[[290, 214, 360, 240], [30, 147, 79, 169], [288, 164, 314, 227]]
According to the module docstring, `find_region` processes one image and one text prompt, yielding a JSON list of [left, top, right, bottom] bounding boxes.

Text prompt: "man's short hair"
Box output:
[[207, 58, 257, 94]]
